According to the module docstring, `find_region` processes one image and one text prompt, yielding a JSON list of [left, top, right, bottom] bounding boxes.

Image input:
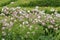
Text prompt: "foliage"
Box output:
[[0, 0, 60, 7]]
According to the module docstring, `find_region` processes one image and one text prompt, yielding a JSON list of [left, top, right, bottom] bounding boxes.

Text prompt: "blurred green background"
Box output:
[[0, 0, 60, 7], [0, 0, 60, 12]]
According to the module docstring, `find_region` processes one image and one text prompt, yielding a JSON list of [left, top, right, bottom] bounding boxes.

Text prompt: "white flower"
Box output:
[[4, 19, 7, 21], [55, 13, 60, 17], [5, 11, 9, 14], [29, 25, 32, 30], [30, 25, 32, 28], [4, 23, 9, 26], [36, 20, 38, 22], [48, 25, 53, 28], [12, 11, 17, 15], [50, 19, 55, 24], [27, 32, 30, 34], [25, 21, 29, 24], [51, 13, 54, 15], [10, 17, 14, 20], [27, 10, 30, 13], [10, 7, 15, 11], [9, 21, 14, 27], [2, 27, 5, 30], [35, 6, 39, 9], [55, 24, 58, 27], [0, 13, 5, 16], [19, 11, 23, 14], [54, 28, 58, 31], [50, 8, 55, 12], [41, 22, 45, 26], [32, 21, 36, 24], [38, 20, 42, 22], [22, 22, 25, 25], [34, 18, 37, 21], [19, 24, 22, 27], [2, 6, 9, 11], [16, 7, 21, 9], [10, 2, 15, 4], [46, 14, 52, 19], [25, 14, 29, 18], [41, 10, 45, 13], [2, 31, 6, 36], [2, 38, 5, 40], [54, 11, 58, 14], [37, 16, 41, 19], [2, 6, 9, 14], [22, 21, 28, 25], [39, 10, 45, 15]]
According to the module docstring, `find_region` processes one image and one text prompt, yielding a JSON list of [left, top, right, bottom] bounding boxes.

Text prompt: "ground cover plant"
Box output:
[[0, 0, 60, 40], [0, 6, 60, 40]]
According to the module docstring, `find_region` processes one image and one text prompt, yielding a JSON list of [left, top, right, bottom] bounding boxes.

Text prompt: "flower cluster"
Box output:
[[0, 6, 60, 40]]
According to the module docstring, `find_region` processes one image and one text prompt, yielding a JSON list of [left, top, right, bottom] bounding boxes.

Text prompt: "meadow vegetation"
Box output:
[[0, 0, 60, 40]]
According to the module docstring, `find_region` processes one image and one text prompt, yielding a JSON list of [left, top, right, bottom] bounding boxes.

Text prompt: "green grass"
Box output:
[[0, 0, 60, 12], [0, 0, 60, 7]]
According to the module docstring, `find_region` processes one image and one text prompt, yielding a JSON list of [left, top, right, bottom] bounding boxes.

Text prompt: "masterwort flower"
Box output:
[[2, 38, 5, 40]]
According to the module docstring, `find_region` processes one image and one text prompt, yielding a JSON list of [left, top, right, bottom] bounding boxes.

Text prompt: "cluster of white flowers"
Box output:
[[1, 6, 60, 28], [0, 6, 60, 39]]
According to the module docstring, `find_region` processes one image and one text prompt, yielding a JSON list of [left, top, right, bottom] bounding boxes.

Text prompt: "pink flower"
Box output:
[[50, 19, 55, 24]]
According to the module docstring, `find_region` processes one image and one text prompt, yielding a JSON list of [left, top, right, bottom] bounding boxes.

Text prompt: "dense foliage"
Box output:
[[0, 0, 60, 7]]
